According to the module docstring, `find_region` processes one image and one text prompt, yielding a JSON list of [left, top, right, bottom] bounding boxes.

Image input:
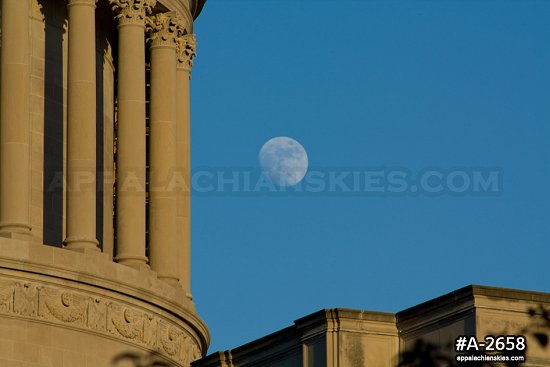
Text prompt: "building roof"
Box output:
[[196, 284, 550, 367], [398, 284, 550, 321]]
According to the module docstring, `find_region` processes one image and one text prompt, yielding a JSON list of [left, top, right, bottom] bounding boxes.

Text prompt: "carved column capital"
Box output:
[[109, 0, 156, 26], [176, 34, 196, 73], [146, 11, 188, 49]]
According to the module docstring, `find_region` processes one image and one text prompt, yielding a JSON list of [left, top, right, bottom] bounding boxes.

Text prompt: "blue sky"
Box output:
[[190, 0, 550, 353]]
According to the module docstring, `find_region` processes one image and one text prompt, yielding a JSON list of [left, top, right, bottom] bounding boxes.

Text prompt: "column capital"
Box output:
[[146, 11, 188, 49], [109, 0, 156, 26], [176, 34, 196, 73]]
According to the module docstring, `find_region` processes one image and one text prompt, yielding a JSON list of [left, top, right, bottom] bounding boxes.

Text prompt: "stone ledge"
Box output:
[[0, 238, 209, 354]]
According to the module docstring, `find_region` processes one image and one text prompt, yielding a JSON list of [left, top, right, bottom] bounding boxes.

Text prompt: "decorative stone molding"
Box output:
[[147, 11, 188, 49], [177, 34, 196, 73], [67, 0, 98, 7], [39, 286, 88, 324], [110, 0, 156, 26], [0, 277, 202, 366]]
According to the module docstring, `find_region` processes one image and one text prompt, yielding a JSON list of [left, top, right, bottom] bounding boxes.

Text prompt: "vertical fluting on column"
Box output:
[[147, 12, 186, 286], [64, 0, 99, 251], [110, 0, 156, 268], [176, 35, 196, 299], [0, 0, 32, 236]]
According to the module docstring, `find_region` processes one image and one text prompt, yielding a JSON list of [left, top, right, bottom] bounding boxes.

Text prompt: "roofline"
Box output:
[[397, 284, 550, 320], [198, 308, 396, 364], [196, 285, 550, 365]]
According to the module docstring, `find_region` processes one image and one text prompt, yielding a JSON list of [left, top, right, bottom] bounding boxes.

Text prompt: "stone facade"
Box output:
[[0, 0, 207, 366], [0, 238, 208, 366], [195, 286, 550, 367]]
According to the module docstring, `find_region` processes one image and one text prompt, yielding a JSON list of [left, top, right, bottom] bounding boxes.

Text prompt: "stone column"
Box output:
[[176, 35, 196, 298], [147, 12, 186, 286], [0, 0, 32, 236], [64, 0, 99, 251], [110, 0, 156, 268]]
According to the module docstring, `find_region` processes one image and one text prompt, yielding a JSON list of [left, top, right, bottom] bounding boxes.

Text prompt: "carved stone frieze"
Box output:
[[160, 322, 184, 358], [108, 304, 145, 340], [14, 282, 39, 317], [88, 296, 109, 332], [0, 280, 14, 313], [39, 286, 87, 325], [0, 278, 202, 366]]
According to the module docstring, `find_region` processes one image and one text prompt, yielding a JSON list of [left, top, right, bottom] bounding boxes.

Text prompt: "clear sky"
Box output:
[[190, 0, 550, 353]]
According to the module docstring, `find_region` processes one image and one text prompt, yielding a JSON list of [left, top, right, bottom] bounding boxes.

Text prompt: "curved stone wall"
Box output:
[[0, 238, 209, 366]]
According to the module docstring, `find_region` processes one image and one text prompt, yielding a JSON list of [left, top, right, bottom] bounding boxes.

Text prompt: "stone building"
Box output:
[[0, 0, 208, 366], [195, 285, 550, 367], [2, 2, 549, 367]]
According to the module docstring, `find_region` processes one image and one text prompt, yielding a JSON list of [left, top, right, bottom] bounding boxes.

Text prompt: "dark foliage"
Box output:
[[397, 305, 549, 367], [397, 340, 453, 367], [111, 352, 171, 367]]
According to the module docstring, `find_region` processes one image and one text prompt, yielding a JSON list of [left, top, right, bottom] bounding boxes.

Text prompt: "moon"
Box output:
[[259, 137, 308, 187]]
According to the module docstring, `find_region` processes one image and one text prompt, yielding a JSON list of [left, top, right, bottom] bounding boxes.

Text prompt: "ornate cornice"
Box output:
[[176, 34, 196, 72], [147, 11, 188, 49], [0, 239, 210, 352], [109, 0, 156, 26]]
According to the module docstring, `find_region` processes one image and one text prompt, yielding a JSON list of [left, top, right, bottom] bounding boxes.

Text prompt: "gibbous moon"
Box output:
[[259, 137, 308, 186]]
